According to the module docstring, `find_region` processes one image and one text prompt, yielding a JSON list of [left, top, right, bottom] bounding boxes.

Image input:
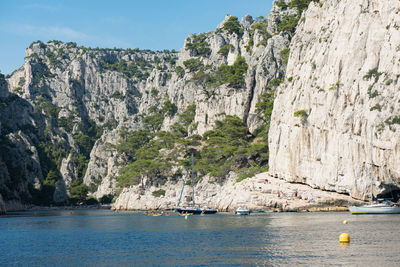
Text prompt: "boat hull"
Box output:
[[235, 207, 250, 215], [349, 205, 400, 214], [175, 208, 217, 215]]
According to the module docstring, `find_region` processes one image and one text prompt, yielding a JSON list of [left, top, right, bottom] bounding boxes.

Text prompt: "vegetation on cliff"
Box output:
[[277, 0, 320, 34], [0, 0, 308, 206]]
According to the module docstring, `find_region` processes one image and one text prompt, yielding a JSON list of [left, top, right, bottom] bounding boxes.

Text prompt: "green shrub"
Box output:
[[278, 15, 300, 33], [288, 0, 315, 13], [183, 58, 203, 72], [175, 66, 185, 77], [13, 87, 22, 94], [385, 116, 400, 125], [117, 129, 151, 159], [171, 104, 196, 137], [276, 0, 288, 8], [99, 58, 151, 80], [328, 80, 340, 91], [250, 21, 271, 46], [195, 115, 249, 177], [223, 16, 243, 35], [214, 55, 248, 88], [185, 33, 211, 57], [73, 132, 93, 157], [246, 38, 254, 53], [45, 50, 59, 65], [280, 48, 290, 65], [363, 67, 382, 83], [268, 78, 282, 87], [370, 104, 381, 112], [294, 109, 307, 118], [69, 179, 89, 202], [110, 90, 124, 99], [152, 189, 166, 197], [150, 88, 159, 97], [143, 113, 164, 132], [162, 99, 177, 116], [277, 0, 317, 33], [117, 140, 171, 187], [218, 44, 234, 56], [191, 71, 214, 86]]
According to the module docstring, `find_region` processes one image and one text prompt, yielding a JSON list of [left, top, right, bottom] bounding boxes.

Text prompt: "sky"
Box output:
[[0, 0, 273, 75]]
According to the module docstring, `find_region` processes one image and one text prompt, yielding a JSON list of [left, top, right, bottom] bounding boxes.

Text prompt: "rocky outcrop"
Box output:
[[269, 0, 400, 200], [113, 172, 361, 211]]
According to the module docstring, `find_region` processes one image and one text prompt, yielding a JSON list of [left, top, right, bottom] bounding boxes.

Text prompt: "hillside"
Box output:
[[1, 0, 399, 212]]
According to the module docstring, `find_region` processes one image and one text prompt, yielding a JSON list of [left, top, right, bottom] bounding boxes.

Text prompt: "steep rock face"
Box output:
[[2, 1, 292, 205], [269, 0, 400, 200], [0, 73, 43, 205], [85, 8, 292, 198], [6, 41, 182, 202]]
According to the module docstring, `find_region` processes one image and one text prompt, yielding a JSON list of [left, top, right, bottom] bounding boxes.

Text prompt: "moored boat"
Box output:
[[348, 202, 400, 214], [176, 206, 217, 215], [349, 130, 400, 214], [235, 206, 250, 215], [175, 153, 217, 215]]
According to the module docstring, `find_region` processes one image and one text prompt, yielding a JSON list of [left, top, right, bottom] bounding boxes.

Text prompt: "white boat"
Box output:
[[235, 206, 250, 215], [348, 202, 400, 214], [350, 127, 400, 214]]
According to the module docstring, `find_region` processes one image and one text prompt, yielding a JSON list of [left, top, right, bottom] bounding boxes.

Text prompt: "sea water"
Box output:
[[1, 210, 399, 266]]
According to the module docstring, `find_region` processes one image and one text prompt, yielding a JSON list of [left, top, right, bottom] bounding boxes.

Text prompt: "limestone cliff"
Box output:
[[269, 0, 400, 200], [3, 0, 399, 211], [0, 1, 292, 208]]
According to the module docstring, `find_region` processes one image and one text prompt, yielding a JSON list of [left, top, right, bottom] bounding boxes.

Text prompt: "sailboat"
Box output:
[[348, 127, 400, 214], [348, 201, 400, 214], [175, 153, 217, 215]]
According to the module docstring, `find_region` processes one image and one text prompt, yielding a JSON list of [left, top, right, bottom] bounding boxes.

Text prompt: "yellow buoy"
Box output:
[[339, 233, 350, 243], [185, 215, 188, 220], [343, 220, 348, 224]]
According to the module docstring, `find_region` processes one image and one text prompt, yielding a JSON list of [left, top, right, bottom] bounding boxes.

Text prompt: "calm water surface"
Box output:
[[1, 210, 399, 266]]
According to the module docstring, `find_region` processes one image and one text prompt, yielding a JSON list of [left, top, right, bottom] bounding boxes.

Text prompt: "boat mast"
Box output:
[[191, 152, 195, 207], [370, 125, 374, 203], [177, 156, 192, 208]]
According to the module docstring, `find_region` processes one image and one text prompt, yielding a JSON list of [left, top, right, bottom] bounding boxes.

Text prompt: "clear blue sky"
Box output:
[[0, 0, 273, 74]]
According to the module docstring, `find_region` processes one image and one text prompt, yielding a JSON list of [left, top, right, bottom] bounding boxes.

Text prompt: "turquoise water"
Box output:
[[1, 210, 400, 266]]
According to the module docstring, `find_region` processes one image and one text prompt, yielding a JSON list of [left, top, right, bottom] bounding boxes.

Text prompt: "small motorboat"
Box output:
[[235, 206, 250, 215]]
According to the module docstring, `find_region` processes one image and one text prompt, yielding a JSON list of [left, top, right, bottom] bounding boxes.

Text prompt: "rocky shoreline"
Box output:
[[113, 172, 364, 212], [0, 172, 365, 214]]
